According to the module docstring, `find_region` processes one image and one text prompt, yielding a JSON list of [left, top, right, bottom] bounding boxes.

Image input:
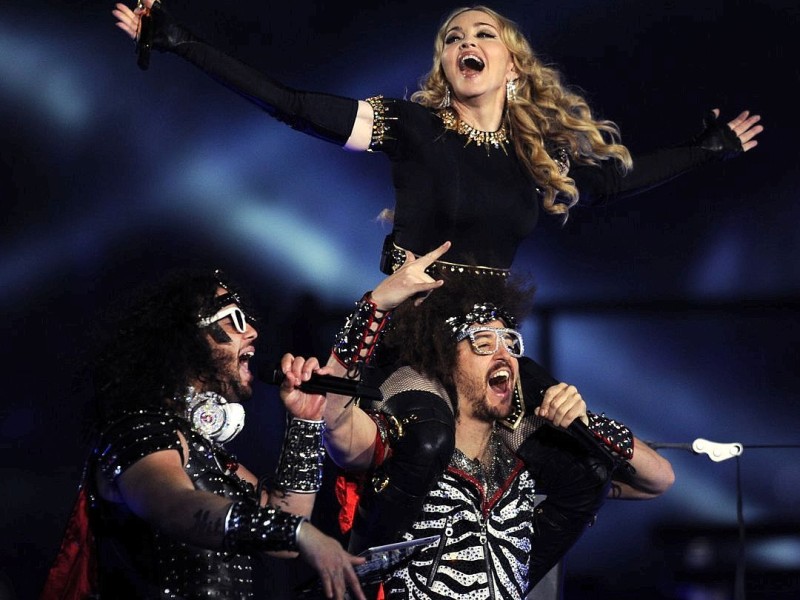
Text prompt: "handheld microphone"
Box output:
[[137, 13, 154, 71], [259, 362, 383, 402], [519, 358, 634, 475]]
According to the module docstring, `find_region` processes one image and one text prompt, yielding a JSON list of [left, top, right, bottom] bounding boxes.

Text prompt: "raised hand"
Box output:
[[112, 1, 155, 41], [719, 109, 763, 152], [371, 240, 451, 310], [693, 108, 763, 159]]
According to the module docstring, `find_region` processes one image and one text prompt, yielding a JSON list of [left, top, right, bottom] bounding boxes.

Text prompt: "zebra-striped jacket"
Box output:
[[382, 439, 537, 600]]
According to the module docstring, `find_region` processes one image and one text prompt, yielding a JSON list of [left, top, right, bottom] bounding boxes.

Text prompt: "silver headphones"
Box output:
[[183, 387, 245, 444]]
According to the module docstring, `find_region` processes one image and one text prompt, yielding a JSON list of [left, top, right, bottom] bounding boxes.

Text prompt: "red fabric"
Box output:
[[40, 486, 97, 600], [334, 416, 390, 536], [335, 473, 362, 535], [333, 419, 395, 600]]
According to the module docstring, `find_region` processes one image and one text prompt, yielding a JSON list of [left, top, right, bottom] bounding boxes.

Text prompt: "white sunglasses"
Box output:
[[197, 305, 249, 333]]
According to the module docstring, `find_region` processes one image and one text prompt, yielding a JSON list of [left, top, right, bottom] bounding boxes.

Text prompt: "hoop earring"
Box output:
[[442, 86, 451, 108], [506, 79, 518, 104]]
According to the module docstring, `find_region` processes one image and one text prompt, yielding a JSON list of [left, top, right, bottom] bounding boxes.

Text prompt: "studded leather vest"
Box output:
[[91, 410, 259, 599]]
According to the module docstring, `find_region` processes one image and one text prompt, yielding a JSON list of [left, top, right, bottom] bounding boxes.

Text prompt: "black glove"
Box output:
[[136, 0, 188, 69], [690, 110, 743, 160], [148, 0, 198, 52]]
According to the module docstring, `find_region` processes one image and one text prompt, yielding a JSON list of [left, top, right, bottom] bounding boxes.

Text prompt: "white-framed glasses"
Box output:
[[455, 326, 524, 357], [197, 305, 249, 333]]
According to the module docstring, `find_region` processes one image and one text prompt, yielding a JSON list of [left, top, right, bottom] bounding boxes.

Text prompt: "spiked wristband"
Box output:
[[223, 502, 305, 553], [274, 418, 326, 493], [586, 411, 634, 461], [332, 292, 392, 378]]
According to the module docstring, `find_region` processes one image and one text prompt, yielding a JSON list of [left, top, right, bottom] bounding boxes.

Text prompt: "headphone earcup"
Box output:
[[216, 402, 245, 444], [189, 393, 228, 440], [186, 390, 246, 443]]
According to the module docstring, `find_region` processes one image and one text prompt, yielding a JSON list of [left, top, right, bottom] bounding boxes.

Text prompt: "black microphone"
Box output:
[[519, 358, 635, 475], [259, 363, 383, 402], [137, 13, 154, 71]]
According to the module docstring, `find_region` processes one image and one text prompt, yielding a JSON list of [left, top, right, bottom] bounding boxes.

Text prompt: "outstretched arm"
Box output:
[[534, 384, 674, 499], [112, 0, 375, 150], [574, 109, 764, 204], [608, 437, 675, 499]]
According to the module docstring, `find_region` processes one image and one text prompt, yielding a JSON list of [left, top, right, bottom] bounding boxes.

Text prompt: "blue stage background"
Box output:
[[2, 1, 798, 598]]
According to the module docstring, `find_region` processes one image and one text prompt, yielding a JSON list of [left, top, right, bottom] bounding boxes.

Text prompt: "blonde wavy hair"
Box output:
[[410, 5, 633, 218]]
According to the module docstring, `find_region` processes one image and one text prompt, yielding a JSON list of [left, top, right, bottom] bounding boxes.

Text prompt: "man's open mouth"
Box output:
[[488, 368, 511, 394]]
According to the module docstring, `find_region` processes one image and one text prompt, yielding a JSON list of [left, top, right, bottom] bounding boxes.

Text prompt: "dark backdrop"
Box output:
[[3, 1, 799, 599]]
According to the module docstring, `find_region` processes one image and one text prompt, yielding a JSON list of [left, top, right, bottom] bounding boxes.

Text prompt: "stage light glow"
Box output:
[[0, 24, 92, 130], [211, 196, 376, 300], [750, 537, 800, 569], [690, 229, 744, 296]]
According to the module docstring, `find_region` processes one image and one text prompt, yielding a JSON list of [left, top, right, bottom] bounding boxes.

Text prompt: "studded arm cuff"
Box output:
[[586, 411, 634, 461], [223, 501, 306, 553], [365, 95, 394, 149], [331, 292, 393, 378], [274, 418, 326, 493]]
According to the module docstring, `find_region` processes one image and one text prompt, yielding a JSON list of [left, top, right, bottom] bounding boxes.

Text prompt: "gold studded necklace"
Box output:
[[440, 108, 509, 155]]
